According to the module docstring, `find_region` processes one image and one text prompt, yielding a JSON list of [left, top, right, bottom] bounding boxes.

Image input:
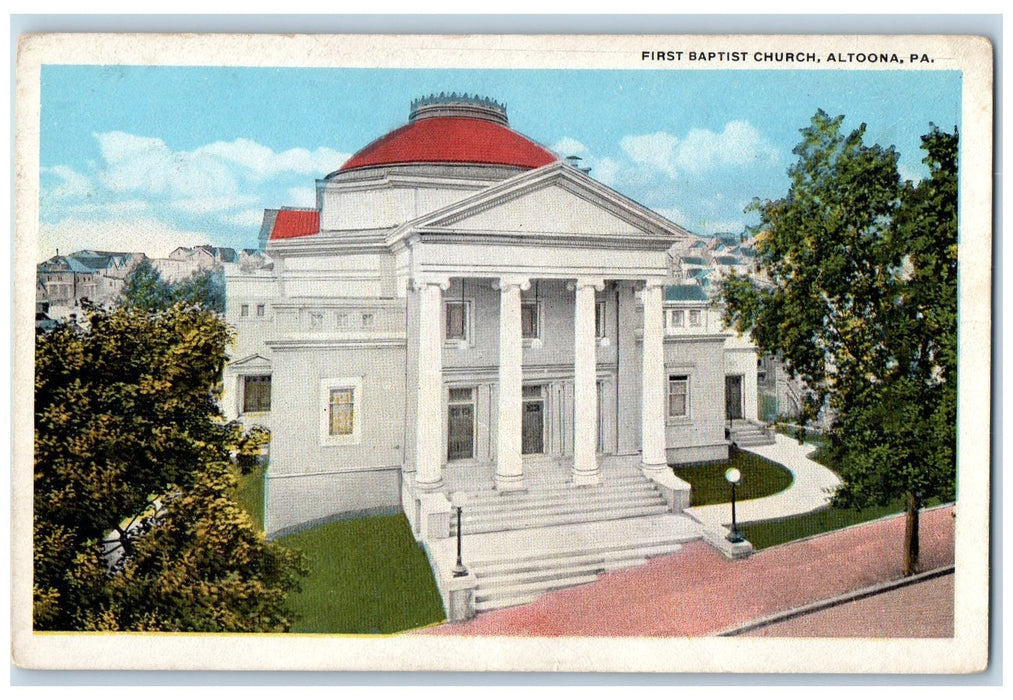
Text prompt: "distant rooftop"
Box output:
[[665, 284, 710, 302]]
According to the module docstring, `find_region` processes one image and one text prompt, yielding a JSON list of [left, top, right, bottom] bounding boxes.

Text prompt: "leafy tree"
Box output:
[[722, 111, 957, 575], [122, 262, 226, 313], [120, 259, 172, 311], [34, 304, 305, 631], [172, 268, 226, 313]]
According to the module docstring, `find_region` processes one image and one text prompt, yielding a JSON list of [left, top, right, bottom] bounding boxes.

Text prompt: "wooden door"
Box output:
[[447, 403, 474, 460], [726, 375, 743, 420], [522, 400, 544, 455]]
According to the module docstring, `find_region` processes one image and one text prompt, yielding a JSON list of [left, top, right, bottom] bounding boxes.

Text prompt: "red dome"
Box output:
[[339, 107, 558, 173]]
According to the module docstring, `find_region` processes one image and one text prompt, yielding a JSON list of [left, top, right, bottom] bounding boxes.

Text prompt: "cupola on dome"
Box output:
[[337, 93, 558, 173]]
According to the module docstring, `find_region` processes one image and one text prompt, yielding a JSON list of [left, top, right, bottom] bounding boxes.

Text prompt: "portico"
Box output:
[[408, 271, 673, 499]]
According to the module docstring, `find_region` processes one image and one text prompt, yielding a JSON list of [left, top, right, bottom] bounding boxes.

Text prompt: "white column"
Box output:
[[573, 278, 604, 485], [641, 280, 668, 473], [495, 276, 529, 491], [415, 278, 449, 492]]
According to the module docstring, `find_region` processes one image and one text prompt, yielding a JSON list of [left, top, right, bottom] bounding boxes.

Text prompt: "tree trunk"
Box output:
[[903, 490, 920, 576]]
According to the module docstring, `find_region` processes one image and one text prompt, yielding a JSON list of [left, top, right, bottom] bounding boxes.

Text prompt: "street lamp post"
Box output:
[[725, 467, 744, 543], [451, 491, 469, 578]]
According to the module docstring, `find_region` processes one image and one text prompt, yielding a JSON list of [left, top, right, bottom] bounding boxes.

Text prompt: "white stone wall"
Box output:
[[662, 336, 730, 464]]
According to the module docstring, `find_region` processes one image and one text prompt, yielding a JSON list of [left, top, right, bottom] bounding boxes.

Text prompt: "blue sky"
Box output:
[[37, 66, 961, 260]]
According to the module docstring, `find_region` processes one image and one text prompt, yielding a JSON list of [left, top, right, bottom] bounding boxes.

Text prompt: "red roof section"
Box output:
[[339, 117, 558, 172], [270, 209, 320, 240]]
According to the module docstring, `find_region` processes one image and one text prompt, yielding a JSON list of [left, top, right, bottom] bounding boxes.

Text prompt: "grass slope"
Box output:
[[278, 514, 446, 634], [234, 468, 445, 634], [234, 464, 265, 532], [674, 449, 794, 507]]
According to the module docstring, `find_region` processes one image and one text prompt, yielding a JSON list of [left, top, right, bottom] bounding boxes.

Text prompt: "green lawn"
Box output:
[[234, 464, 266, 531], [278, 514, 446, 633], [234, 468, 445, 634], [673, 449, 794, 506], [739, 498, 943, 551]]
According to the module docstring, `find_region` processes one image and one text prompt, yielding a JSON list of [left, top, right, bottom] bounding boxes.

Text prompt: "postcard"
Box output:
[[12, 32, 992, 673]]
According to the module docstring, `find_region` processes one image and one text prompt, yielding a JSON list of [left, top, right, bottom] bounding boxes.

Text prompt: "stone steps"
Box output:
[[444, 465, 693, 613], [729, 421, 775, 447], [470, 539, 685, 612], [459, 483, 661, 515], [455, 503, 672, 536], [450, 477, 670, 536]]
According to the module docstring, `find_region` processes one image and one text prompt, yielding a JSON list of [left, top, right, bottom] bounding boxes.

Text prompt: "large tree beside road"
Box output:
[[722, 110, 958, 575], [34, 303, 305, 631]]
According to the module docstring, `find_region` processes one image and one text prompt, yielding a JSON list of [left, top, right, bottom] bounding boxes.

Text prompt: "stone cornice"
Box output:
[[442, 361, 618, 381], [266, 333, 406, 351], [271, 299, 404, 310], [319, 171, 501, 193], [267, 230, 394, 256], [413, 229, 675, 252]]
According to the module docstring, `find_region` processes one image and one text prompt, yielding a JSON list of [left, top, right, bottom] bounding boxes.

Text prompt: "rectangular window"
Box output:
[[240, 304, 250, 317], [689, 309, 701, 327], [521, 302, 539, 339], [361, 312, 374, 328], [595, 300, 607, 338], [319, 376, 363, 446], [668, 375, 689, 419], [336, 313, 349, 329], [666, 309, 684, 331], [445, 301, 469, 342], [242, 375, 271, 413], [328, 388, 354, 436], [256, 303, 266, 317]]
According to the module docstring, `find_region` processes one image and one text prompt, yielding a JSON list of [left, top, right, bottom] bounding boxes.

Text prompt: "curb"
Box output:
[[715, 564, 955, 636]]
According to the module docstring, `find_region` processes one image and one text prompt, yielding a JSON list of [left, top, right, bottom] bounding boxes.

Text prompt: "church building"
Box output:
[[223, 94, 759, 547]]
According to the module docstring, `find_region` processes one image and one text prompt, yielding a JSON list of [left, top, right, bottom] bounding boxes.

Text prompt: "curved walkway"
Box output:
[[685, 433, 843, 529]]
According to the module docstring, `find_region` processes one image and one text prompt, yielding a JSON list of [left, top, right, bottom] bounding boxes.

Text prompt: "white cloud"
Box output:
[[285, 187, 317, 208], [38, 216, 213, 262], [197, 138, 349, 179], [550, 136, 587, 157], [588, 157, 619, 187], [620, 121, 779, 179], [621, 132, 680, 178], [655, 206, 688, 225], [91, 131, 348, 213], [225, 209, 269, 228], [41, 165, 94, 201], [676, 121, 779, 174], [170, 194, 259, 215], [95, 131, 237, 199], [550, 137, 619, 186], [56, 200, 151, 217]]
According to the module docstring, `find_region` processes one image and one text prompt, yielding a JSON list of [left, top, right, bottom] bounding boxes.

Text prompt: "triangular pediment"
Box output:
[[228, 353, 271, 370], [393, 161, 688, 246]]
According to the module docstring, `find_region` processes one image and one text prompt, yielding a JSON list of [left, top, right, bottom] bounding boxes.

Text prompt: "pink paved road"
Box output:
[[741, 573, 954, 638], [419, 506, 955, 637]]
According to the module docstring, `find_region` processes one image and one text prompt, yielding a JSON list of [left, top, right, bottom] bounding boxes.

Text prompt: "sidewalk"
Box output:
[[419, 504, 954, 637], [686, 433, 843, 528]]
